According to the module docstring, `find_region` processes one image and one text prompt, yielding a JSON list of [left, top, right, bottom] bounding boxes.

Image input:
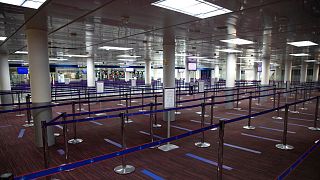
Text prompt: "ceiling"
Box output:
[[0, 0, 320, 69]]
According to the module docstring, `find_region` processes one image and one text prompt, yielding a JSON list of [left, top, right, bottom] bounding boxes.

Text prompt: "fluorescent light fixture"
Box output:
[[8, 59, 24, 62], [0, 37, 6, 41], [289, 53, 309, 57], [99, 46, 133, 51], [49, 58, 68, 61], [187, 56, 206, 59], [287, 41, 318, 47], [0, 0, 47, 9], [238, 56, 255, 59], [218, 49, 242, 53], [152, 0, 232, 19], [254, 60, 262, 63], [304, 60, 317, 62], [14, 51, 28, 54], [116, 55, 141, 58], [64, 54, 90, 58], [118, 59, 136, 62], [118, 63, 125, 65], [221, 38, 254, 45], [175, 53, 189, 57]]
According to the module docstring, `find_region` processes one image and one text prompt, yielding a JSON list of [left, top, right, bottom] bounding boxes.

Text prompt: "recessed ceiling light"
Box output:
[[289, 53, 310, 57], [218, 49, 242, 53], [0, 0, 47, 9], [0, 37, 6, 41], [64, 54, 90, 58], [117, 55, 141, 58], [118, 59, 136, 62], [304, 60, 317, 62], [287, 41, 318, 47], [14, 51, 28, 54], [221, 38, 254, 45], [49, 58, 68, 61], [187, 56, 206, 59], [99, 46, 133, 51], [238, 56, 255, 59], [175, 53, 189, 57], [152, 0, 232, 19], [8, 59, 24, 62]]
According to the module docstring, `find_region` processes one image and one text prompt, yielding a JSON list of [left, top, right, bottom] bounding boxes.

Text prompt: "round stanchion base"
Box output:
[[125, 119, 133, 124], [243, 125, 255, 130], [275, 144, 294, 150], [52, 102, 59, 105], [233, 107, 241, 111], [289, 110, 299, 114], [212, 106, 218, 109], [54, 133, 60, 137], [22, 123, 34, 127], [158, 143, 179, 152], [131, 100, 137, 103], [299, 107, 308, 110], [152, 124, 162, 128], [16, 114, 25, 117], [138, 109, 147, 112], [114, 165, 135, 175], [76, 108, 85, 111], [272, 116, 283, 120], [95, 113, 107, 116], [0, 173, 13, 179], [68, 138, 84, 144], [210, 127, 218, 131], [195, 142, 211, 148], [25, 119, 34, 123], [255, 103, 261, 106], [178, 104, 183, 107], [117, 104, 124, 106], [175, 111, 181, 115], [308, 127, 320, 131]]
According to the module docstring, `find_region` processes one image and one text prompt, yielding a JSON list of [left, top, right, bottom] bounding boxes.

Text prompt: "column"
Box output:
[[125, 71, 131, 82], [300, 61, 307, 83], [313, 63, 319, 82], [0, 53, 13, 109], [145, 60, 151, 86], [86, 26, 95, 87], [163, 27, 175, 121], [261, 30, 271, 86], [185, 59, 190, 83], [284, 59, 292, 84], [236, 64, 241, 81], [275, 66, 282, 81], [214, 64, 220, 80], [26, 15, 55, 147]]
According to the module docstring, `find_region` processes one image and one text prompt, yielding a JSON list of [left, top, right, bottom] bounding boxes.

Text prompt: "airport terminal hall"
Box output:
[[1, 0, 320, 179]]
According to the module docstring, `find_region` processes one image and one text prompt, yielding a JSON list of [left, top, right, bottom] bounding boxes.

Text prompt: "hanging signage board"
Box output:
[[96, 81, 104, 93], [198, 80, 205, 92], [131, 79, 137, 87], [163, 88, 175, 109]]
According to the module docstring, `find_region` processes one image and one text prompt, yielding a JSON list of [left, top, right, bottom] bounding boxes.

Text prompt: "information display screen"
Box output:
[[17, 67, 28, 74], [125, 68, 134, 72], [188, 62, 197, 71]]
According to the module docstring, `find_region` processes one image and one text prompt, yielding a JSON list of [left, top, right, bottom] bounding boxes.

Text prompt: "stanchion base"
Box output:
[[158, 143, 179, 152], [233, 107, 241, 111], [175, 111, 181, 115], [68, 138, 84, 144], [76, 108, 85, 111], [16, 114, 25, 117], [272, 116, 283, 120], [243, 125, 255, 130], [117, 104, 124, 106], [52, 102, 59, 105], [195, 142, 211, 148], [289, 110, 299, 114], [152, 124, 162, 128], [299, 107, 308, 110], [212, 106, 218, 109], [25, 120, 34, 123], [54, 133, 60, 137], [210, 128, 218, 131], [139, 109, 147, 112], [255, 103, 261, 106], [178, 104, 183, 107], [114, 165, 135, 175], [95, 113, 107, 116], [308, 127, 320, 131], [275, 144, 294, 150], [22, 123, 34, 127], [125, 119, 133, 124], [131, 100, 137, 103]]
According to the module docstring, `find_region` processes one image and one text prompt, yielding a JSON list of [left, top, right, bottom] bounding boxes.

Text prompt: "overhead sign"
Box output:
[[198, 80, 205, 92], [163, 88, 175, 109]]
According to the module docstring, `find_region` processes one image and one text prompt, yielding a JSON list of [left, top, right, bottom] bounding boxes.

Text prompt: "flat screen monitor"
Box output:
[[17, 67, 28, 74], [125, 68, 134, 72], [188, 62, 197, 71]]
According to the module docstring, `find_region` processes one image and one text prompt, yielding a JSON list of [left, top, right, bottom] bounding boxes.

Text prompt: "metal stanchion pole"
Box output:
[[41, 121, 49, 169], [290, 88, 299, 114], [62, 113, 70, 166], [149, 103, 158, 148], [153, 95, 161, 128], [243, 92, 255, 130], [125, 94, 133, 123], [23, 94, 34, 126], [276, 104, 294, 150], [273, 87, 276, 108], [175, 89, 181, 115], [87, 90, 91, 118], [300, 88, 308, 110], [210, 95, 218, 131], [195, 103, 210, 148], [114, 113, 135, 174], [68, 101, 83, 144], [77, 90, 83, 111], [234, 88, 241, 110], [139, 89, 146, 112], [16, 92, 25, 117], [256, 86, 261, 105], [217, 120, 225, 180], [308, 96, 320, 131], [273, 92, 283, 120], [129, 87, 132, 106]]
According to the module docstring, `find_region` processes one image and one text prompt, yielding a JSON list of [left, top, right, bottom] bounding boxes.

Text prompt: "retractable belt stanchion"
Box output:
[[77, 90, 84, 111], [152, 95, 161, 128], [308, 96, 320, 131], [117, 86, 124, 106], [175, 89, 181, 115], [139, 89, 146, 112], [68, 101, 83, 144], [290, 88, 299, 114], [243, 92, 255, 130], [272, 92, 283, 120], [23, 94, 34, 126], [300, 88, 308, 110], [114, 113, 135, 174], [129, 87, 132, 106], [62, 112, 71, 168], [16, 92, 25, 117], [125, 94, 133, 123], [41, 121, 50, 170], [195, 103, 210, 148], [210, 95, 218, 131], [149, 103, 158, 148], [234, 88, 241, 110], [256, 86, 261, 105], [276, 104, 294, 150], [86, 90, 91, 118], [217, 119, 225, 180], [273, 87, 276, 108]]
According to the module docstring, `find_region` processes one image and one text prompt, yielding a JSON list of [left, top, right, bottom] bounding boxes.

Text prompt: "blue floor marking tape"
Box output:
[[104, 139, 122, 148], [224, 143, 261, 154], [18, 129, 25, 138], [273, 121, 309, 128], [139, 131, 164, 139], [171, 125, 192, 132], [259, 126, 296, 134], [288, 117, 313, 122], [141, 169, 165, 180], [190, 120, 211, 125], [185, 153, 233, 170], [90, 121, 103, 126], [241, 133, 281, 142]]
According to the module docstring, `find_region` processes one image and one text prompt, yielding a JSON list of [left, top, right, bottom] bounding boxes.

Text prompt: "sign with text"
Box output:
[[163, 88, 175, 109], [198, 80, 205, 92], [131, 79, 137, 87], [96, 81, 104, 93]]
